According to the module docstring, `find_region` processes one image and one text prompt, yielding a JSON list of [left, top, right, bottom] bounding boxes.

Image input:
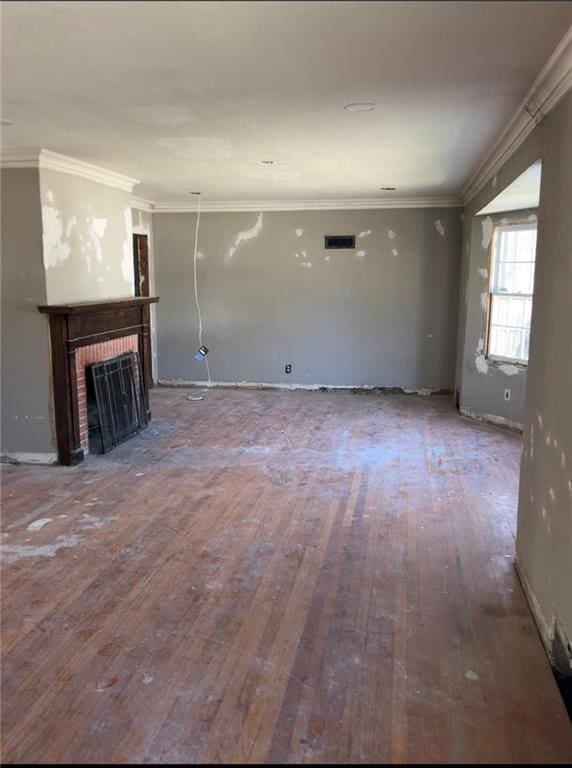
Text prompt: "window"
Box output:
[[486, 222, 537, 364]]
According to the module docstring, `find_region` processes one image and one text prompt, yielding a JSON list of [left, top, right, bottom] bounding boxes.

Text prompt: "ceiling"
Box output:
[[1, 1, 571, 204], [477, 160, 542, 215]]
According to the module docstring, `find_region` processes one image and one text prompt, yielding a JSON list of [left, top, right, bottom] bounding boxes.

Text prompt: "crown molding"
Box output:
[[0, 150, 38, 168], [148, 196, 461, 213], [130, 194, 154, 212], [0, 148, 140, 192], [461, 26, 572, 205], [2, 150, 458, 209]]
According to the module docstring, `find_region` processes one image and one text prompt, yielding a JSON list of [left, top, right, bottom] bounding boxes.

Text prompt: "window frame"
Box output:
[[484, 219, 537, 367]]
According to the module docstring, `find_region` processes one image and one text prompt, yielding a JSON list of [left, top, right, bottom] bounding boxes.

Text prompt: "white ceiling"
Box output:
[[477, 160, 542, 215], [1, 1, 571, 203]]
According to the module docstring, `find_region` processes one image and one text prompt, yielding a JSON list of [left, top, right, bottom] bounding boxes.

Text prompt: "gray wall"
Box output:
[[39, 168, 135, 304], [153, 207, 462, 389], [516, 90, 572, 655], [458, 208, 538, 427], [1, 169, 56, 457], [455, 127, 543, 409]]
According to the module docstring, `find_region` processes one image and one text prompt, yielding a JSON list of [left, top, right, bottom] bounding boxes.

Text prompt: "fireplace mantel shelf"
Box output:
[[38, 296, 159, 315]]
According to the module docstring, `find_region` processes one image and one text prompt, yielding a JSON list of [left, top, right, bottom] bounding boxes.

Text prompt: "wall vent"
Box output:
[[324, 235, 356, 249]]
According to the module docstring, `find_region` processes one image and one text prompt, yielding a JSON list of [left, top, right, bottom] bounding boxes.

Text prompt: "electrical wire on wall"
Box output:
[[191, 192, 212, 389]]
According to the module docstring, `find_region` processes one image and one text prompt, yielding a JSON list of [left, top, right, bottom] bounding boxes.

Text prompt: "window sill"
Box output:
[[486, 356, 528, 370]]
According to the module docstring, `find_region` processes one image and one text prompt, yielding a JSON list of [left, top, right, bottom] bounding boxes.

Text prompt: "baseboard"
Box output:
[[158, 379, 452, 396], [515, 557, 572, 675], [1, 452, 58, 466], [514, 558, 553, 649], [459, 406, 523, 432]]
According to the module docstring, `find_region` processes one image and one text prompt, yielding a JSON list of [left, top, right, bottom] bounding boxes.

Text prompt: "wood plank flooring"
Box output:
[[1, 388, 571, 763]]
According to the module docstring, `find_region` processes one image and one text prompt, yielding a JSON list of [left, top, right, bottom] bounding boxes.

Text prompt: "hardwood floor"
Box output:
[[1, 388, 571, 763]]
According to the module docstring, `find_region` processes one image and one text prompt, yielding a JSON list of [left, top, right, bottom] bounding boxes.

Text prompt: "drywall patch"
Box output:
[[227, 212, 263, 261], [475, 338, 489, 374], [388, 229, 396, 239], [295, 228, 303, 237], [91, 217, 107, 242], [475, 355, 489, 374], [480, 291, 488, 310], [481, 216, 493, 250], [356, 250, 366, 259], [499, 364, 520, 376], [434, 219, 446, 237], [358, 230, 371, 238], [300, 261, 312, 268], [42, 200, 72, 268], [392, 249, 399, 257], [478, 267, 489, 279], [90, 217, 108, 263], [66, 216, 77, 238], [528, 213, 537, 221]]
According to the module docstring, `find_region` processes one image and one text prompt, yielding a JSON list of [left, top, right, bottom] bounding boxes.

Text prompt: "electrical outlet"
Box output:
[[285, 364, 292, 374], [504, 389, 511, 401]]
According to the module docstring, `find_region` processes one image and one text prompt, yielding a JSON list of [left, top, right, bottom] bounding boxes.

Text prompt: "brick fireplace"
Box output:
[[39, 297, 159, 465], [75, 335, 139, 451]]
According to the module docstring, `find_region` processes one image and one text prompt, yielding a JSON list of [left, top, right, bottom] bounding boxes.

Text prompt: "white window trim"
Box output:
[[485, 220, 537, 366]]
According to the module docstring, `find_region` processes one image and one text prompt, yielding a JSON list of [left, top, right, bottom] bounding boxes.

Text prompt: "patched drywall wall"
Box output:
[[516, 91, 572, 656], [153, 207, 462, 389], [132, 208, 158, 380], [40, 169, 135, 303], [1, 169, 56, 458], [455, 129, 543, 402], [458, 208, 538, 428]]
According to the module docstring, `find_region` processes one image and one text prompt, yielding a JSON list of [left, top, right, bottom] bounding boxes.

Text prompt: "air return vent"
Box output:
[[325, 235, 356, 249]]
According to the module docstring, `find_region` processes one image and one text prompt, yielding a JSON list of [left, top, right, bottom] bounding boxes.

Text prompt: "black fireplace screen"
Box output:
[[87, 351, 148, 453]]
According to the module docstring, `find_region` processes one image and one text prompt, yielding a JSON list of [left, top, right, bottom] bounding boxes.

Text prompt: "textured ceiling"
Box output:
[[1, 1, 571, 202]]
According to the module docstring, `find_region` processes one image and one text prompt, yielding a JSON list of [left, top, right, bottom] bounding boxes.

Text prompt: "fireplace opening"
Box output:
[[86, 351, 148, 454]]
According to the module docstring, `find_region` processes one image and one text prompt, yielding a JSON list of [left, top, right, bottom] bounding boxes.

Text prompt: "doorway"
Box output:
[[133, 233, 150, 297], [132, 233, 153, 387]]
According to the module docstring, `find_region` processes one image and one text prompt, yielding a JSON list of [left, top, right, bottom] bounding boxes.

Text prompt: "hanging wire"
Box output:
[[191, 193, 211, 387]]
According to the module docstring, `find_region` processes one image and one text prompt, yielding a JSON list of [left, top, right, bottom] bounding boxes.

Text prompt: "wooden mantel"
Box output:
[[38, 296, 158, 316], [39, 296, 159, 466]]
